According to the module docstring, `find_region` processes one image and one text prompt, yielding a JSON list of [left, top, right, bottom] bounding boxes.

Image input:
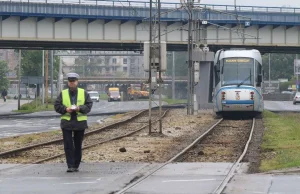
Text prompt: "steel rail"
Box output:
[[115, 118, 224, 194], [34, 108, 170, 164], [213, 118, 255, 194], [0, 109, 148, 158]]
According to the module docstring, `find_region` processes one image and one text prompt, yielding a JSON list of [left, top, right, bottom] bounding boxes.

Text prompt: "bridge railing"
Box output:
[[1, 0, 300, 13], [1, 0, 300, 23]]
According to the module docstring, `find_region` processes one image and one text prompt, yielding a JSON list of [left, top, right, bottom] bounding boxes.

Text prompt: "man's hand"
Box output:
[[76, 106, 80, 112], [66, 107, 73, 113]]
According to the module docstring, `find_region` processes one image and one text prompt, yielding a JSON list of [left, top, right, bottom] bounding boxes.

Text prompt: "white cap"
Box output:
[[67, 73, 80, 80]]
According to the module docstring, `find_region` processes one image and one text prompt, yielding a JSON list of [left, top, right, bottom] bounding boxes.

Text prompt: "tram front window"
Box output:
[[222, 58, 254, 86]]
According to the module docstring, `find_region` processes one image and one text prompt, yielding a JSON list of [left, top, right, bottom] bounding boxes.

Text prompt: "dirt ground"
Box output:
[[46, 109, 218, 164]]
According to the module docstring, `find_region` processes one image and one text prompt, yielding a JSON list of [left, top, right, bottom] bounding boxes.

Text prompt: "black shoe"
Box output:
[[73, 168, 79, 172], [66, 168, 75, 172]]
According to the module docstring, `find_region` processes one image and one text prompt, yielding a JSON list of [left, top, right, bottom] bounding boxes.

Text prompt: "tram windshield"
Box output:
[[221, 58, 254, 86]]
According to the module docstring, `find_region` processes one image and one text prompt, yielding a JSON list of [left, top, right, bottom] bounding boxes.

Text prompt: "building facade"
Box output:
[[61, 51, 145, 77]]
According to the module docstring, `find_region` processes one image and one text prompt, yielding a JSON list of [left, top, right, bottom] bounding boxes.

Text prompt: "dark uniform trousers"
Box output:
[[54, 88, 93, 169], [62, 129, 85, 168]]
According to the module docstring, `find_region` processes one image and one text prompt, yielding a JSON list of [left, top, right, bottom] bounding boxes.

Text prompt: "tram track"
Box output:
[[115, 118, 256, 194], [0, 108, 170, 164]]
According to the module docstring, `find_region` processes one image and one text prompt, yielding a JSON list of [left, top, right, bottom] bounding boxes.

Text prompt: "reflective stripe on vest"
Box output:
[[61, 88, 87, 121]]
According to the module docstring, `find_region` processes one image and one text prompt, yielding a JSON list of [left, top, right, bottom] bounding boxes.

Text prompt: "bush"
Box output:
[[20, 104, 33, 110]]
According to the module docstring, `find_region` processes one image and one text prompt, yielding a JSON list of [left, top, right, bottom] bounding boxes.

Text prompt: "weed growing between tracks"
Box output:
[[260, 111, 300, 172]]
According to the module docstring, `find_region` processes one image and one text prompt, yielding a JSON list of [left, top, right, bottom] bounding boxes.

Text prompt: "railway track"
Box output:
[[115, 118, 256, 194], [0, 108, 170, 164]]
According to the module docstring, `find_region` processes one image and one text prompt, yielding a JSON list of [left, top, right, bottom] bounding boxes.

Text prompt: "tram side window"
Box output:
[[255, 61, 262, 85], [214, 61, 221, 86]]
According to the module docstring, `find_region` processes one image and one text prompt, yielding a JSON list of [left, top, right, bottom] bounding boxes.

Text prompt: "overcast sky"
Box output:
[[200, 0, 300, 7], [160, 0, 300, 8]]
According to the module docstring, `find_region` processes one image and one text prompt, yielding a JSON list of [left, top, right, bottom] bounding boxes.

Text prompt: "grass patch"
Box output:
[[162, 98, 187, 105], [100, 93, 108, 100], [260, 110, 300, 172], [13, 98, 55, 113], [19, 135, 35, 144], [111, 113, 126, 119]]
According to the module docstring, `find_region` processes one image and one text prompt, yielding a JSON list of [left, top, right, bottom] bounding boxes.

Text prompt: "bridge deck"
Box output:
[[1, 0, 300, 26]]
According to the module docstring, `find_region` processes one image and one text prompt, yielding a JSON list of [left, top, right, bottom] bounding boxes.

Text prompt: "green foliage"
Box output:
[[15, 50, 60, 86], [163, 98, 187, 105], [260, 111, 300, 172], [18, 98, 54, 112], [0, 60, 9, 90], [279, 81, 291, 91], [166, 52, 188, 77], [262, 53, 295, 80]]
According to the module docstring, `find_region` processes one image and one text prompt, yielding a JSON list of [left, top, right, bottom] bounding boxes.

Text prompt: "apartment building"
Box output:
[[61, 51, 145, 77]]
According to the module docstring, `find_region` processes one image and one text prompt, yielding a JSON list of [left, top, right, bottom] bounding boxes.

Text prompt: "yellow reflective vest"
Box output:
[[61, 88, 87, 121]]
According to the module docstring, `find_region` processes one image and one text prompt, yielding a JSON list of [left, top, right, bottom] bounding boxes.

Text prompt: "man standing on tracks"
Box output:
[[54, 73, 93, 173]]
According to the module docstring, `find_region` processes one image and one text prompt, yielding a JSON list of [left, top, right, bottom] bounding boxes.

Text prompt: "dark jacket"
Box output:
[[1, 89, 7, 97], [54, 87, 93, 130]]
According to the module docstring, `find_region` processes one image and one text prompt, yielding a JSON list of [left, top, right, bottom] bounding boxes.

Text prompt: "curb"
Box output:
[[0, 104, 186, 119]]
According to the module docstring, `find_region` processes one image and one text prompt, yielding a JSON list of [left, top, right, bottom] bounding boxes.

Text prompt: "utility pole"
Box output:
[[269, 53, 271, 87], [297, 54, 299, 92], [17, 50, 21, 110], [172, 51, 175, 100], [158, 0, 162, 133], [42, 50, 45, 104], [50, 50, 54, 99], [45, 50, 49, 108], [58, 57, 63, 92], [187, 0, 193, 115], [148, 0, 153, 135], [145, 0, 165, 134]]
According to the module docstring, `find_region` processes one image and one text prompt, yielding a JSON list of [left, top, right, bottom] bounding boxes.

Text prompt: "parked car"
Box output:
[[88, 91, 100, 102], [293, 92, 300, 105]]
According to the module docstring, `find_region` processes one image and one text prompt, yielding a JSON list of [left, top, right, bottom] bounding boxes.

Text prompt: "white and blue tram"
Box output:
[[212, 49, 264, 117]]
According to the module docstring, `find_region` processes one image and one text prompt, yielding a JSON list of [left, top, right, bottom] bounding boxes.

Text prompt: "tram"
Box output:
[[212, 49, 264, 117]]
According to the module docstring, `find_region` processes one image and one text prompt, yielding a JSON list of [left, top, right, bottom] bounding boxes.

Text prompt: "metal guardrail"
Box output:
[[7, 77, 188, 83], [263, 94, 294, 101]]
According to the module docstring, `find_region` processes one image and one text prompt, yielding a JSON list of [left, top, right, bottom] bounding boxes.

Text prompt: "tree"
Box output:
[[16, 50, 60, 81], [14, 50, 60, 96], [0, 60, 9, 90], [262, 53, 295, 80], [166, 52, 188, 77]]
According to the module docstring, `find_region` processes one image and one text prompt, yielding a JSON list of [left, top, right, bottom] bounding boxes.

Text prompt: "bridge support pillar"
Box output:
[[194, 51, 214, 111]]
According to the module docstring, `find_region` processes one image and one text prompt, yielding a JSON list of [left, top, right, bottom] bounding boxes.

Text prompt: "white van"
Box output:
[[88, 91, 99, 102]]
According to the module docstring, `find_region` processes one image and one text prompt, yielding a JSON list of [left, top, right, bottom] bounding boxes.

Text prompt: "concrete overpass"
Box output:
[[8, 76, 188, 84], [1, 0, 300, 53]]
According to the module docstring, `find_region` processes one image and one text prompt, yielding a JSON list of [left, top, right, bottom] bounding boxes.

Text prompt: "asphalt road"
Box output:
[[0, 99, 29, 114], [0, 100, 165, 138], [0, 115, 107, 138], [264, 100, 300, 112]]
